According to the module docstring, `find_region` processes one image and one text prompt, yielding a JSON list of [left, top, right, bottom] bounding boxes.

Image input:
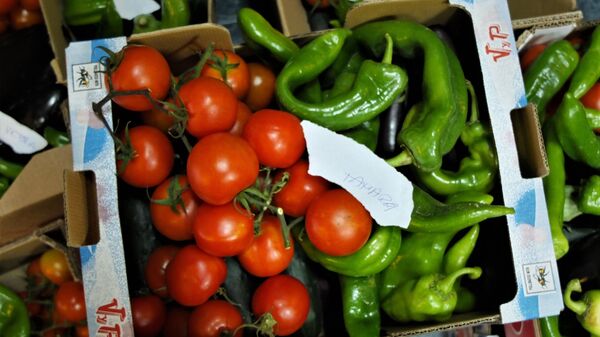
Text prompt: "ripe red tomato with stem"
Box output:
[[305, 188, 372, 256], [178, 76, 238, 138], [150, 175, 199, 241], [193, 201, 254, 257], [141, 98, 176, 133], [188, 299, 244, 337], [117, 125, 174, 188], [108, 45, 171, 112], [201, 50, 250, 99], [238, 215, 294, 277], [165, 245, 227, 307], [273, 159, 330, 217], [252, 275, 310, 336], [54, 281, 86, 323], [162, 305, 190, 337], [244, 62, 276, 111], [132, 295, 167, 337], [145, 245, 179, 298], [40, 249, 72, 285], [187, 132, 259, 205], [242, 109, 306, 168], [229, 101, 252, 136]]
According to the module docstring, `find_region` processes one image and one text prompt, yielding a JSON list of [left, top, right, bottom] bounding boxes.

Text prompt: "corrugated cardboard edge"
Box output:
[[508, 0, 576, 21], [512, 11, 583, 30], [344, 0, 456, 29], [383, 312, 501, 336], [512, 104, 549, 178]]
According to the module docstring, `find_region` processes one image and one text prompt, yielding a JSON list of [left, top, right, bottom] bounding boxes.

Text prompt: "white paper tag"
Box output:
[[0, 111, 48, 154], [301, 121, 413, 228], [518, 24, 576, 52], [113, 0, 160, 21]]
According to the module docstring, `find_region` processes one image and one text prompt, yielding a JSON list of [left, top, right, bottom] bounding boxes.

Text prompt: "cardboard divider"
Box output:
[[511, 105, 549, 179], [64, 170, 99, 247]]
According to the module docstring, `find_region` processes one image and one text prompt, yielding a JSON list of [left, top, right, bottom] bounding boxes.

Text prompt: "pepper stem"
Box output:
[[564, 278, 587, 316], [382, 33, 394, 64], [465, 80, 480, 122], [438, 267, 482, 293], [386, 150, 413, 167]]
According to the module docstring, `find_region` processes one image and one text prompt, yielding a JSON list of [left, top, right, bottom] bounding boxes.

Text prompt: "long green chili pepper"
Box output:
[[568, 26, 600, 99], [539, 315, 563, 337], [524, 40, 579, 122], [64, 0, 110, 26], [578, 175, 600, 216], [354, 21, 468, 172], [161, 0, 190, 28], [585, 107, 600, 130], [321, 35, 362, 88], [275, 29, 408, 131], [340, 275, 380, 337], [0, 159, 23, 180], [44, 126, 71, 148], [0, 284, 30, 337], [554, 93, 600, 169], [0, 177, 9, 198], [564, 278, 600, 336]]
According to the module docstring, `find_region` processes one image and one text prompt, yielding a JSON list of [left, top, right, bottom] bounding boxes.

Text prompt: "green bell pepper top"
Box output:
[[524, 40, 579, 122], [0, 159, 23, 180], [354, 20, 468, 172], [340, 275, 380, 337], [296, 225, 402, 278], [578, 175, 600, 216], [564, 278, 600, 337], [555, 93, 600, 169], [0, 284, 30, 337], [539, 315, 563, 337], [275, 29, 408, 131], [568, 26, 600, 100], [382, 267, 482, 323]]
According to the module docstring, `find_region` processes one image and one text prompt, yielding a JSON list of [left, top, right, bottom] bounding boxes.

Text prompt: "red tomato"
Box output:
[[0, 15, 9, 34], [0, 0, 17, 15], [132, 295, 167, 337], [26, 257, 46, 285], [150, 175, 200, 241], [75, 325, 89, 337], [520, 44, 546, 71], [162, 306, 190, 337], [229, 101, 252, 136], [188, 300, 243, 337], [166, 245, 227, 307], [201, 50, 250, 99], [109, 45, 171, 111], [244, 62, 276, 111], [118, 125, 174, 188], [193, 202, 254, 257], [42, 328, 66, 337], [141, 99, 176, 133], [9, 6, 42, 30], [178, 76, 238, 138], [582, 83, 600, 111], [305, 0, 329, 8], [305, 189, 372, 256], [273, 159, 330, 217], [252, 275, 310, 336], [19, 0, 39, 10], [145, 245, 179, 298], [238, 215, 294, 277], [187, 132, 259, 205], [242, 109, 305, 168], [39, 249, 72, 285], [54, 281, 86, 322]]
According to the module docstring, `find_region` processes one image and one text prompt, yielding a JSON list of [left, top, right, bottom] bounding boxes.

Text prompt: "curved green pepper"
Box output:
[[568, 26, 600, 99], [296, 225, 402, 277], [275, 29, 408, 131], [539, 315, 563, 337], [354, 20, 468, 172], [44, 126, 71, 148], [0, 159, 23, 180], [340, 275, 380, 337], [578, 175, 600, 216], [0, 284, 30, 337], [161, 0, 190, 29], [564, 278, 600, 336]]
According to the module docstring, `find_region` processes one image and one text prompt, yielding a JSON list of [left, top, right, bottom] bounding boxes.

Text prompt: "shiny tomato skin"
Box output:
[[305, 188, 372, 256], [238, 215, 294, 277], [26, 257, 46, 285], [229, 101, 252, 137], [19, 0, 39, 11], [150, 176, 199, 241], [273, 159, 330, 217], [109, 45, 171, 111], [244, 62, 276, 111], [9, 6, 42, 30], [40, 249, 72, 285], [54, 281, 86, 322], [132, 295, 167, 337], [118, 125, 174, 188], [582, 83, 600, 111], [201, 50, 250, 99], [145, 245, 179, 298], [165, 245, 227, 307], [178, 76, 238, 138], [0, 0, 17, 15], [188, 300, 243, 337], [187, 132, 259, 205], [252, 275, 310, 336], [193, 202, 254, 257], [141, 99, 176, 133], [162, 306, 190, 337], [242, 109, 305, 168]]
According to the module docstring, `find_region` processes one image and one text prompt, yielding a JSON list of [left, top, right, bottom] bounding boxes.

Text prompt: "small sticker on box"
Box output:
[[522, 262, 556, 296], [72, 62, 103, 92]]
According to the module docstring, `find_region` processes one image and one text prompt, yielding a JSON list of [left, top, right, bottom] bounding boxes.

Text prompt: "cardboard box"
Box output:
[[63, 0, 563, 336]]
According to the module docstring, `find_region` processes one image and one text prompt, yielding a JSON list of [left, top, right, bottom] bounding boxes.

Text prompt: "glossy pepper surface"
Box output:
[[568, 26, 600, 99], [354, 20, 468, 172], [564, 278, 600, 336], [340, 275, 380, 337], [0, 158, 23, 180], [343, 118, 380, 152], [276, 29, 408, 131], [539, 315, 563, 337], [578, 175, 600, 216], [64, 0, 123, 37], [0, 284, 30, 337]]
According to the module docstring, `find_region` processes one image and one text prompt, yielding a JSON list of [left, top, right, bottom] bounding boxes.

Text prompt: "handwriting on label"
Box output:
[[485, 24, 512, 62], [96, 298, 126, 337], [0, 111, 48, 154], [342, 173, 399, 212]]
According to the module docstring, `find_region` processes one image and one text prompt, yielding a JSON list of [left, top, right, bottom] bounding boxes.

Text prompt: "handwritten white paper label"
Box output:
[[113, 0, 160, 21], [301, 121, 413, 228], [0, 111, 47, 154]]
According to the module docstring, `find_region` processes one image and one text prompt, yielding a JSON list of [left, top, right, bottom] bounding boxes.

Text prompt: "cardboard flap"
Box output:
[[64, 170, 99, 248], [0, 220, 62, 273], [508, 0, 576, 21], [277, 0, 311, 36], [345, 0, 456, 29], [511, 104, 549, 178], [0, 145, 73, 246]]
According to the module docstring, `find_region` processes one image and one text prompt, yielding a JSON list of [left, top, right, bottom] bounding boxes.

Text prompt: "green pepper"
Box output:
[[343, 118, 380, 152], [0, 284, 30, 337], [524, 40, 579, 122], [354, 20, 468, 172], [586, 107, 600, 131], [564, 278, 600, 337], [296, 225, 402, 278], [0, 177, 9, 198], [44, 126, 71, 148], [0, 158, 23, 180], [64, 0, 109, 26], [415, 81, 497, 195], [133, 14, 163, 34], [275, 29, 408, 131], [321, 36, 362, 89], [97, 0, 123, 37], [331, 0, 364, 24], [322, 53, 364, 100], [568, 26, 600, 99], [555, 93, 600, 169], [340, 275, 380, 337], [382, 267, 482, 323], [161, 0, 190, 29], [578, 175, 600, 216], [543, 117, 570, 259], [539, 315, 563, 337]]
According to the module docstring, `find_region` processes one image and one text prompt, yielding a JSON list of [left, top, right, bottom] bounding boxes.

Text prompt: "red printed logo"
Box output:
[[95, 298, 126, 337], [485, 24, 512, 62]]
